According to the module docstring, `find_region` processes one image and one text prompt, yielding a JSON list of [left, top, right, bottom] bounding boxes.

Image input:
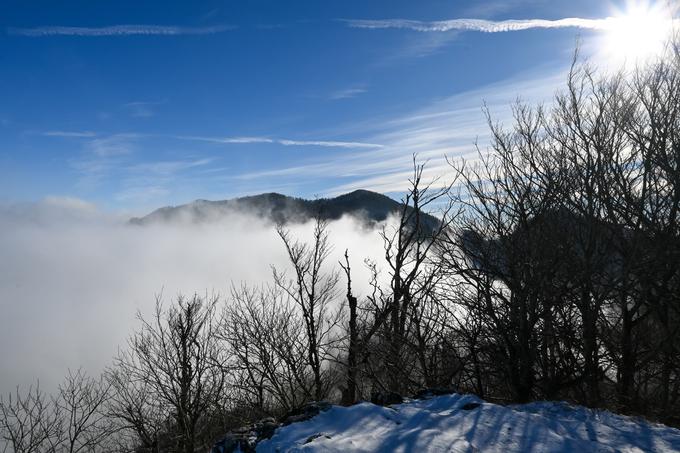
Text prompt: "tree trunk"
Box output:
[[618, 294, 635, 412], [345, 291, 358, 405], [581, 289, 600, 406]]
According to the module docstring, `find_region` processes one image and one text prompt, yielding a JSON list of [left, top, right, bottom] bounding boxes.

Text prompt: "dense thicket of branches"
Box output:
[[0, 371, 111, 453], [439, 50, 680, 422], [325, 46, 680, 423], [2, 47, 680, 452]]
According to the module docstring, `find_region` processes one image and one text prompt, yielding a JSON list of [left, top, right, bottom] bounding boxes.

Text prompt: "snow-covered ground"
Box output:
[[257, 393, 680, 452]]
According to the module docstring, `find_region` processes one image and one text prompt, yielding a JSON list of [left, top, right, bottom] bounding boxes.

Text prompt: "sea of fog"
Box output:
[[0, 197, 389, 395]]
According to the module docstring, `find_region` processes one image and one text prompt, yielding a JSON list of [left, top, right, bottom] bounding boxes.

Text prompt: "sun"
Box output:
[[601, 1, 676, 63]]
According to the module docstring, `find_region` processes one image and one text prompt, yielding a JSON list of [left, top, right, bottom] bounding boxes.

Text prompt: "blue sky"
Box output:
[[0, 0, 662, 213]]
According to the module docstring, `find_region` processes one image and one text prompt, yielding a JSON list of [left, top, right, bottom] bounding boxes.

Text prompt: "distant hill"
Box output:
[[129, 189, 441, 231]]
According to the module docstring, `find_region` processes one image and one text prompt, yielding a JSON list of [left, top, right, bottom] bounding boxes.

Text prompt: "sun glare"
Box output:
[[602, 1, 675, 63]]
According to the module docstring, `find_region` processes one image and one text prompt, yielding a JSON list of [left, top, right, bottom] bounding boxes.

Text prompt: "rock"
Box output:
[[283, 401, 332, 425], [461, 402, 482, 411], [212, 416, 280, 453], [414, 387, 455, 400], [253, 417, 278, 441], [304, 432, 332, 444], [212, 402, 333, 452], [370, 391, 404, 406], [211, 428, 256, 453]]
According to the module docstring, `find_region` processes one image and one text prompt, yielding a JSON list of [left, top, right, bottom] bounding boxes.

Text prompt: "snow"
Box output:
[[257, 394, 680, 452]]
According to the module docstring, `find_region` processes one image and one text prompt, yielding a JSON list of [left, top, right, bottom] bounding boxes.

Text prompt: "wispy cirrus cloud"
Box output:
[[124, 101, 164, 118], [87, 134, 139, 157], [182, 136, 275, 144], [179, 135, 384, 149], [115, 158, 214, 203], [42, 132, 383, 149], [342, 17, 613, 33], [70, 134, 139, 190], [67, 132, 217, 204], [232, 66, 567, 195], [329, 87, 368, 100], [126, 158, 214, 176], [277, 139, 382, 149], [42, 131, 97, 138], [8, 24, 235, 37]]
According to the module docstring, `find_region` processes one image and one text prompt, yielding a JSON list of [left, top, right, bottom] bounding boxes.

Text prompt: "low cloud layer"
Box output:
[[0, 198, 388, 395]]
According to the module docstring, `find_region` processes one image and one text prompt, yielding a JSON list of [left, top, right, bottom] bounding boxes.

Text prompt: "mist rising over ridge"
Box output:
[[130, 189, 441, 230]]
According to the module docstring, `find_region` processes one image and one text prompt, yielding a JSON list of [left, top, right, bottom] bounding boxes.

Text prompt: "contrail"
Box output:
[[8, 24, 235, 37], [277, 139, 383, 149], [342, 17, 617, 33], [178, 135, 385, 149]]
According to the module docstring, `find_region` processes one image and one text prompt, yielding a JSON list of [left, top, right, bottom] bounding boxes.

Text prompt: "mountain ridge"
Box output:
[[129, 189, 440, 230]]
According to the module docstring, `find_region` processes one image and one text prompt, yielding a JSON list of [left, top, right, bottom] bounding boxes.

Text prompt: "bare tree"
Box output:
[[441, 95, 579, 403], [110, 294, 229, 453], [435, 42, 680, 421], [1, 372, 112, 453], [333, 160, 457, 400], [339, 250, 359, 405], [54, 369, 112, 453], [105, 363, 169, 452], [613, 51, 680, 419], [376, 159, 455, 394], [0, 384, 59, 453], [222, 284, 313, 414], [273, 217, 340, 402]]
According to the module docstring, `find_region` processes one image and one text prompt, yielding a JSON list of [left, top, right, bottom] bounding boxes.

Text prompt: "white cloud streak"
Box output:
[[124, 101, 163, 118], [342, 17, 614, 33], [87, 134, 138, 157], [43, 131, 97, 138], [8, 24, 235, 37], [179, 135, 384, 149], [127, 158, 213, 176], [233, 67, 567, 195], [329, 87, 368, 100], [53, 131, 384, 206], [322, 69, 566, 193], [277, 139, 382, 149], [180, 136, 275, 144]]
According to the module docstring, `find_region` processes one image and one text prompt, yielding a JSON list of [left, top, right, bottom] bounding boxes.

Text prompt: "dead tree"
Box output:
[[339, 250, 359, 405]]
